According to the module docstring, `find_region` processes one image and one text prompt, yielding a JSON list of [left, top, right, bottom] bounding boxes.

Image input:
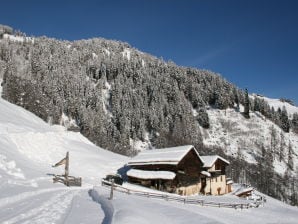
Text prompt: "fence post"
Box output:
[[109, 180, 114, 200], [184, 198, 186, 204], [201, 200, 204, 206]]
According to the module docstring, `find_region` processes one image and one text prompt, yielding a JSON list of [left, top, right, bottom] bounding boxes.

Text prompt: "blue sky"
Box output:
[[1, 0, 298, 104]]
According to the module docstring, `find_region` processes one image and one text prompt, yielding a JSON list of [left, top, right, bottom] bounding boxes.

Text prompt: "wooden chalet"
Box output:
[[126, 145, 232, 196]]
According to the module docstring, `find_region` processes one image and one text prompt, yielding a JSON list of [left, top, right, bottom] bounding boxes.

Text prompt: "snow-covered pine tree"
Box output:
[[243, 88, 250, 118], [291, 112, 298, 134], [280, 106, 290, 133]]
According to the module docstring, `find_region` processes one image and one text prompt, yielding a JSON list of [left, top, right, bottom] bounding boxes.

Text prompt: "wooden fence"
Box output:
[[101, 180, 263, 209]]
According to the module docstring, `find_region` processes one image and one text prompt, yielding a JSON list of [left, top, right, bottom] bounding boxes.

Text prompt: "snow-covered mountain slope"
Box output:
[[202, 106, 298, 175], [0, 96, 127, 223], [253, 94, 298, 116], [0, 91, 298, 223]]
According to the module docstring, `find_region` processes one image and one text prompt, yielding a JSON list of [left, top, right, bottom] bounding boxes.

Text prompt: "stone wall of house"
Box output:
[[205, 175, 227, 195], [176, 182, 202, 196]]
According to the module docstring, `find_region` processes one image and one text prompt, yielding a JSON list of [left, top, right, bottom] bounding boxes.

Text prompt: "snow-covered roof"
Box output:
[[200, 155, 230, 168], [201, 171, 211, 177], [128, 145, 200, 166], [127, 169, 176, 180], [235, 187, 254, 196], [227, 180, 234, 185]]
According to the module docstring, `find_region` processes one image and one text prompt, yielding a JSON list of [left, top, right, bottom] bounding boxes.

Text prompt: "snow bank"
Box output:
[[127, 169, 176, 180]]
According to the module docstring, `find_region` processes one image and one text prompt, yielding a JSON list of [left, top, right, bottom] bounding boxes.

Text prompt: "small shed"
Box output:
[[235, 187, 254, 198]]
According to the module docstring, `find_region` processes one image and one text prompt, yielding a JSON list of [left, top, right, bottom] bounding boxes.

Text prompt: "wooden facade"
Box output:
[[200, 157, 230, 195], [127, 145, 231, 196]]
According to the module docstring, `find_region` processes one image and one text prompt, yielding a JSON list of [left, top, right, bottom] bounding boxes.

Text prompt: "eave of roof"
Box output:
[[201, 155, 230, 168]]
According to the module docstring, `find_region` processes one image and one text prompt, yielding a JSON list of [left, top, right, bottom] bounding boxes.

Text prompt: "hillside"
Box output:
[[0, 93, 127, 223], [0, 94, 297, 223], [0, 24, 298, 205]]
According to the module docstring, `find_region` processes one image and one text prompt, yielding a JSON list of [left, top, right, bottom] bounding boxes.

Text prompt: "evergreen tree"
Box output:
[[288, 141, 294, 170], [269, 125, 278, 160], [233, 88, 240, 111], [279, 132, 285, 162], [280, 106, 290, 132], [243, 88, 250, 118], [291, 113, 298, 133]]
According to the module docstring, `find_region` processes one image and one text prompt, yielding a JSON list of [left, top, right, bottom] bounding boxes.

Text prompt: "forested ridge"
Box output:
[[0, 25, 246, 155]]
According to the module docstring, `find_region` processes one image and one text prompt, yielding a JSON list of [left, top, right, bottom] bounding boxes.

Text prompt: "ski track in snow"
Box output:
[[89, 188, 114, 224], [0, 188, 80, 224]]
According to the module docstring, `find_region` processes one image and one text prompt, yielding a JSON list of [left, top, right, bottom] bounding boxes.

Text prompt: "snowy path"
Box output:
[[0, 188, 78, 224], [0, 187, 104, 224]]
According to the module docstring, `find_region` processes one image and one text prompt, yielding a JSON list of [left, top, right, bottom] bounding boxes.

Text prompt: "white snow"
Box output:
[[127, 145, 199, 166], [253, 94, 298, 116], [234, 186, 254, 197], [3, 34, 34, 44], [202, 106, 298, 176], [91, 186, 298, 224], [0, 96, 127, 223], [92, 52, 98, 59], [60, 112, 78, 129], [227, 180, 234, 185], [129, 132, 152, 152], [201, 171, 211, 177], [121, 48, 131, 61], [103, 48, 111, 56], [102, 81, 113, 118], [0, 88, 298, 223], [127, 169, 176, 180], [201, 155, 230, 168]]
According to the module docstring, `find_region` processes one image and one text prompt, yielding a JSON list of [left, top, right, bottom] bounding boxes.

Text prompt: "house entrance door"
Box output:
[[200, 177, 206, 194]]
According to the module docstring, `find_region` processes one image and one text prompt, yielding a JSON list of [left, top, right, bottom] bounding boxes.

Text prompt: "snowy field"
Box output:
[[91, 186, 298, 224], [0, 94, 298, 223]]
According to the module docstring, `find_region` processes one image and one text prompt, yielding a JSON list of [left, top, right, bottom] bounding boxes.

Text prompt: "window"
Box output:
[[215, 162, 221, 170]]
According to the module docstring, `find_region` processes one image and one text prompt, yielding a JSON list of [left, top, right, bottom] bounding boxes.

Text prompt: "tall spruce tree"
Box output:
[[243, 88, 250, 118], [291, 113, 298, 133], [280, 106, 290, 132]]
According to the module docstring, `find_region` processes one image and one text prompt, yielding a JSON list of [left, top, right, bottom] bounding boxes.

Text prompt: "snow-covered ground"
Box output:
[[2, 34, 34, 44], [253, 94, 298, 116], [91, 186, 298, 224], [0, 96, 127, 223], [0, 93, 298, 223]]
